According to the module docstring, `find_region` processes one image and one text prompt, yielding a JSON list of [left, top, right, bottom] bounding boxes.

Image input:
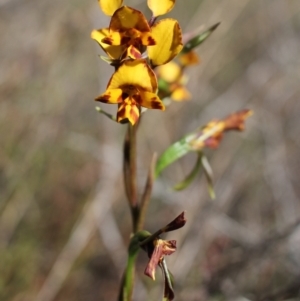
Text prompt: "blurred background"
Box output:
[[1, 0, 300, 300]]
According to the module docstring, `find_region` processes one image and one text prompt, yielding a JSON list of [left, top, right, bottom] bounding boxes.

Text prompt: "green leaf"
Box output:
[[181, 22, 220, 54], [201, 154, 215, 199], [154, 127, 216, 197], [155, 133, 197, 178], [173, 152, 202, 191]]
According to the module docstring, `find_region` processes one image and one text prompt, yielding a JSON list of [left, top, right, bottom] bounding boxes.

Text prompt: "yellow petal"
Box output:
[[108, 60, 157, 93], [137, 91, 165, 110], [91, 29, 125, 59], [171, 86, 191, 101], [98, 0, 123, 16], [147, 0, 175, 17], [95, 88, 123, 104], [101, 31, 122, 45], [110, 6, 150, 32], [117, 99, 140, 125], [157, 61, 181, 83], [148, 19, 183, 66]]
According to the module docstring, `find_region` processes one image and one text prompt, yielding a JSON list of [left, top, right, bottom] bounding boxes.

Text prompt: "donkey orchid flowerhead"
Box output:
[[91, 0, 183, 65], [95, 59, 165, 125], [93, 6, 156, 60]]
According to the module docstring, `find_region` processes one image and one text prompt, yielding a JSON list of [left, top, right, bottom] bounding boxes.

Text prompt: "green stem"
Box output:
[[118, 231, 151, 301], [123, 253, 138, 301], [118, 254, 138, 301]]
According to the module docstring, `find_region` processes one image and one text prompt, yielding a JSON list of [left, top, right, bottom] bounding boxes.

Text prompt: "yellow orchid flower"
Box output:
[[91, 1, 183, 65], [157, 61, 191, 101], [92, 6, 155, 60], [105, 6, 156, 59], [95, 59, 165, 125]]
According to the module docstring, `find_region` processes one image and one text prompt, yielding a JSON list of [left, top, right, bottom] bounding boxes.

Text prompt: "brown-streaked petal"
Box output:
[[117, 99, 140, 125], [91, 29, 125, 59], [110, 6, 151, 33], [137, 90, 165, 110], [101, 30, 122, 45], [95, 88, 123, 104]]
